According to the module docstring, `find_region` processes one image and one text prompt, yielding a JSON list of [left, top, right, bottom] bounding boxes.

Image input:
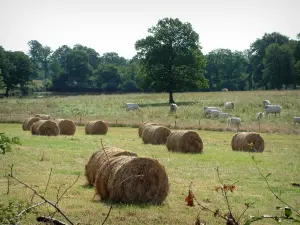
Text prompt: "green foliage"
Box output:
[[0, 132, 21, 155], [0, 201, 30, 224], [135, 17, 207, 102]]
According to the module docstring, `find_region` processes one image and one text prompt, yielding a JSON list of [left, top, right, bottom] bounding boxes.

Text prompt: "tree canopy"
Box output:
[[135, 17, 208, 103]]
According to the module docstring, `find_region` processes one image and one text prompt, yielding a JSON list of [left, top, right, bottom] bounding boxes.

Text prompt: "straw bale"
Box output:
[[22, 117, 41, 131], [95, 156, 169, 204], [142, 125, 171, 145], [231, 132, 265, 152], [138, 122, 157, 138], [166, 131, 203, 153], [31, 120, 59, 136], [85, 120, 108, 135], [56, 119, 76, 135], [85, 147, 138, 186]]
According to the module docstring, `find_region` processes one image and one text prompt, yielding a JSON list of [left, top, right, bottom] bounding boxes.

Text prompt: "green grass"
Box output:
[[0, 124, 300, 224], [1, 90, 300, 134]]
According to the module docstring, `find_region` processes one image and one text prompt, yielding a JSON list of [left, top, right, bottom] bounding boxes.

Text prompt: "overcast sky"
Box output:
[[0, 0, 299, 59]]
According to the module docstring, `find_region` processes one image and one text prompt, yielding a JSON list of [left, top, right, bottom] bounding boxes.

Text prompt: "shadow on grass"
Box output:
[[139, 101, 198, 107], [96, 199, 165, 209], [80, 183, 94, 189]]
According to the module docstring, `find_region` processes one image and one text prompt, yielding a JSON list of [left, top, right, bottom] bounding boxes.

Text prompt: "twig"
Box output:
[[236, 202, 254, 222], [8, 173, 74, 225], [101, 205, 113, 225], [43, 168, 52, 197], [56, 175, 79, 204], [216, 167, 232, 215], [16, 201, 46, 218], [37, 216, 69, 225], [244, 215, 300, 224], [252, 158, 300, 217]]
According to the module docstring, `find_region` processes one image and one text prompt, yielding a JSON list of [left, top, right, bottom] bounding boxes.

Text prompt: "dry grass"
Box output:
[[1, 91, 300, 134]]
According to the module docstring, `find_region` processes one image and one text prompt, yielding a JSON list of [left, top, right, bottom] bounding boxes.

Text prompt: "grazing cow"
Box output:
[[208, 110, 222, 119], [218, 113, 232, 120], [264, 105, 281, 116], [263, 100, 271, 108], [203, 107, 222, 118], [227, 117, 242, 129], [222, 88, 228, 92], [170, 103, 178, 113], [126, 103, 140, 111], [224, 102, 234, 111], [257, 112, 263, 121]]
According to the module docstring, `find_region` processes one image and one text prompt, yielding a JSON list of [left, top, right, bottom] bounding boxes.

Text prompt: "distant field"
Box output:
[[1, 90, 300, 134], [0, 124, 300, 224]]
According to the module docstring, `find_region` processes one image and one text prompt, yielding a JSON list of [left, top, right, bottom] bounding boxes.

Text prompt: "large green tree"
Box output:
[[2, 50, 34, 96], [28, 40, 52, 81], [249, 32, 289, 89], [135, 17, 207, 103], [263, 43, 295, 89]]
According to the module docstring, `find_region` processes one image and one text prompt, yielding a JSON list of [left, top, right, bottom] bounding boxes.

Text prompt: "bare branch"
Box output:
[[37, 216, 69, 225], [16, 201, 46, 218], [252, 157, 300, 217], [101, 205, 113, 225], [43, 168, 52, 197]]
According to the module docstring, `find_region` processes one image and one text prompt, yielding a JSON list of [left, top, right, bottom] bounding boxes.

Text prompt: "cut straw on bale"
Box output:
[[56, 119, 76, 135], [85, 147, 138, 186], [138, 122, 157, 138], [35, 114, 51, 120], [166, 131, 203, 153], [31, 120, 59, 136], [231, 132, 265, 152], [85, 120, 108, 135], [142, 125, 171, 145], [95, 155, 169, 204], [22, 117, 41, 131]]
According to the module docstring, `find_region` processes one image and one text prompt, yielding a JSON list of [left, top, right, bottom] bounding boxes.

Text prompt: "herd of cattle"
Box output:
[[125, 101, 300, 128]]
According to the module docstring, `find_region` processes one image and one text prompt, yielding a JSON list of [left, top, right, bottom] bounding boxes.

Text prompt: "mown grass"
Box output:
[[0, 124, 299, 224], [1, 90, 300, 134]]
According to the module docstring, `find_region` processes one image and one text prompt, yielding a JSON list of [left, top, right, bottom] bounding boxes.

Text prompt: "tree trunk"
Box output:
[[5, 86, 9, 98], [169, 91, 174, 104]]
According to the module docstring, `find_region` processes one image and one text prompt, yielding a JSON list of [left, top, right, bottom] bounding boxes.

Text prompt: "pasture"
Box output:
[[1, 90, 300, 134], [0, 123, 300, 224]]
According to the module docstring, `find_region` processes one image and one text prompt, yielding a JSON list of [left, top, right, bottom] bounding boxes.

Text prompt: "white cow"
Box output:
[[263, 100, 271, 108], [293, 117, 300, 126], [209, 110, 222, 119], [204, 107, 222, 118], [224, 102, 234, 111], [170, 103, 178, 113], [126, 103, 140, 111], [264, 105, 281, 116], [222, 88, 228, 92], [227, 117, 242, 129], [257, 112, 263, 121]]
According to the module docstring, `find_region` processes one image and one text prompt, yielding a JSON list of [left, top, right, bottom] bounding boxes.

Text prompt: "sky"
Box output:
[[0, 0, 299, 59]]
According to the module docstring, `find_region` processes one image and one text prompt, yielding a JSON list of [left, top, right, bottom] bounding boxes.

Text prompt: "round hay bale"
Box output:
[[85, 147, 138, 186], [56, 119, 76, 135], [166, 131, 203, 153], [31, 120, 59, 136], [138, 122, 157, 138], [35, 114, 51, 120], [95, 156, 169, 204], [85, 120, 108, 135], [22, 117, 41, 131], [231, 132, 265, 152], [142, 125, 171, 145]]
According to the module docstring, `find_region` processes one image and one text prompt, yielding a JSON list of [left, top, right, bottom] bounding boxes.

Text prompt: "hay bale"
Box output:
[[31, 120, 59, 136], [138, 122, 157, 138], [166, 131, 203, 153], [95, 155, 169, 204], [85, 120, 108, 135], [142, 125, 171, 145], [85, 147, 138, 186], [35, 114, 51, 120], [231, 132, 265, 152], [22, 117, 41, 131], [56, 119, 76, 135]]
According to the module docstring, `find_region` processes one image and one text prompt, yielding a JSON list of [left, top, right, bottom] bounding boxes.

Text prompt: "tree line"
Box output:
[[0, 17, 299, 99]]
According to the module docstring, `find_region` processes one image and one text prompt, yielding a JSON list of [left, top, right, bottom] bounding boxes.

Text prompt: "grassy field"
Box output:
[[1, 90, 300, 134], [0, 123, 300, 224]]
